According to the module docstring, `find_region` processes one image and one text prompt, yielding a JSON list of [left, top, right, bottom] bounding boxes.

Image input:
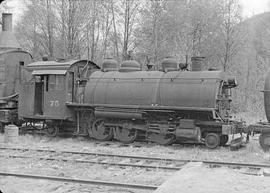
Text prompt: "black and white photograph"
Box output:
[[0, 0, 270, 192]]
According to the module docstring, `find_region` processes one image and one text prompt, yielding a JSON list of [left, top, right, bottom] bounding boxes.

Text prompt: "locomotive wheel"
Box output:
[[115, 127, 138, 144], [45, 125, 59, 137], [205, 133, 220, 149], [259, 133, 270, 152], [220, 135, 229, 146], [91, 119, 113, 141], [148, 133, 174, 145]]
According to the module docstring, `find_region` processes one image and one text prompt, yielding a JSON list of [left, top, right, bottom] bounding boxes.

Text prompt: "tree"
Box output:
[[218, 0, 242, 72], [121, 0, 140, 60]]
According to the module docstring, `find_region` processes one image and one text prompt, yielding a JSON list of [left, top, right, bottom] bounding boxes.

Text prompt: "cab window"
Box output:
[[49, 75, 64, 90]]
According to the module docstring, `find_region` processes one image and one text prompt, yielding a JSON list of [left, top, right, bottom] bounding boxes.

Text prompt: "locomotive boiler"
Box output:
[[82, 57, 244, 148], [19, 55, 245, 149]]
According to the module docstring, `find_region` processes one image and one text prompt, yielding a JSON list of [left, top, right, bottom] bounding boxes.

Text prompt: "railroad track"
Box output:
[[0, 147, 172, 191], [0, 147, 269, 170], [0, 171, 158, 190], [0, 147, 269, 191], [0, 147, 185, 171]]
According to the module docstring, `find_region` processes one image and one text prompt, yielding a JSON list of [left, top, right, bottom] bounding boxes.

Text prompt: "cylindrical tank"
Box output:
[[264, 69, 270, 122], [84, 70, 224, 109], [85, 70, 164, 105]]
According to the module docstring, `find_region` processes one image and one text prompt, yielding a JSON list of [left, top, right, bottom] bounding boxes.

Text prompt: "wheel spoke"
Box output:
[[91, 119, 113, 141]]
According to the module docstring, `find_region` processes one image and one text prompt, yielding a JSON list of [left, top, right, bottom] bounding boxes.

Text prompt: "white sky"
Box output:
[[1, 0, 270, 25], [241, 0, 269, 17], [2, 0, 25, 25]]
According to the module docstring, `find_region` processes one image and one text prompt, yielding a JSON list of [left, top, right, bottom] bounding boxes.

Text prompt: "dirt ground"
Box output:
[[0, 132, 270, 193], [155, 162, 270, 193]]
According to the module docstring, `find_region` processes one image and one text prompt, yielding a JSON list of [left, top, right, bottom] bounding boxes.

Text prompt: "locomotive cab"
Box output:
[[19, 60, 99, 135]]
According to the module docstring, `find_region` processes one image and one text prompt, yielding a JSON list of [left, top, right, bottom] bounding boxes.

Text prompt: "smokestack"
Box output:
[[191, 56, 205, 71], [0, 13, 21, 50], [2, 13, 12, 31]]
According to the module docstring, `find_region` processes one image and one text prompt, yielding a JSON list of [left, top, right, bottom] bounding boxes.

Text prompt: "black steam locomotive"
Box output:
[[0, 13, 247, 149]]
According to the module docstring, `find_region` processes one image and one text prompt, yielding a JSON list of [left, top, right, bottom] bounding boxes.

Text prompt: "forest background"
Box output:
[[1, 0, 270, 117]]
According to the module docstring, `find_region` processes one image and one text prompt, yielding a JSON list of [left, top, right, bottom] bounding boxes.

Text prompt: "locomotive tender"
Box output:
[[18, 57, 244, 149]]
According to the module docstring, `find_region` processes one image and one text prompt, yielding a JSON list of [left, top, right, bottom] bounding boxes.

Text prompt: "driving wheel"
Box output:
[[91, 119, 113, 141]]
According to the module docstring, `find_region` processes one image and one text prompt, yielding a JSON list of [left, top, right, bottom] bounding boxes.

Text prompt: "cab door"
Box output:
[[43, 74, 68, 119], [34, 76, 44, 115]]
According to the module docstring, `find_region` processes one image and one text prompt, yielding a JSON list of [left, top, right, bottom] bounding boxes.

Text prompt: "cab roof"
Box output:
[[0, 48, 32, 58], [27, 59, 100, 75], [27, 59, 99, 70]]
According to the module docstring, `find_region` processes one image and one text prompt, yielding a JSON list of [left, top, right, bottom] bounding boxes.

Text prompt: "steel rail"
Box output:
[[0, 147, 180, 162], [1, 147, 270, 169], [0, 171, 158, 190], [0, 154, 182, 171]]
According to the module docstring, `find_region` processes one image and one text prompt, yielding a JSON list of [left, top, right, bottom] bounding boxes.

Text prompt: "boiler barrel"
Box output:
[[84, 70, 224, 110], [84, 71, 163, 105]]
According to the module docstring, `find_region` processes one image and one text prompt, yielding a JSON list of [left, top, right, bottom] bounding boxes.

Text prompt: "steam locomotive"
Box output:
[[16, 56, 245, 149], [0, 13, 246, 149]]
